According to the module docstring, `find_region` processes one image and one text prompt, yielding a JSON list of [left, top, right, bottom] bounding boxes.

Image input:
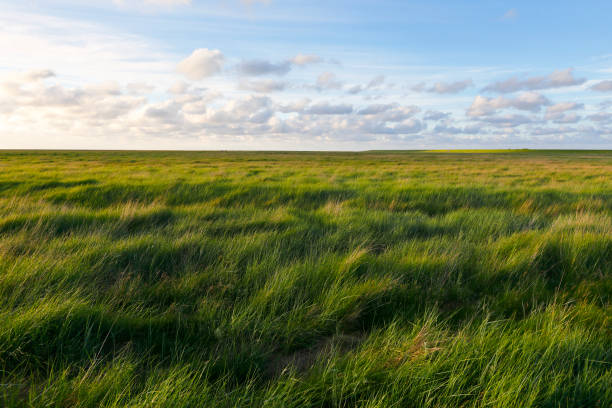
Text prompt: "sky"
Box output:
[[1, 0, 612, 150]]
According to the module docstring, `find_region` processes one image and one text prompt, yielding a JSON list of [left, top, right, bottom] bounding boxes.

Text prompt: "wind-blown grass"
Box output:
[[0, 150, 610, 407]]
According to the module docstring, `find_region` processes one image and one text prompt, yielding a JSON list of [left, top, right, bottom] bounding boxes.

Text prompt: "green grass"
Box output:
[[0, 150, 610, 407]]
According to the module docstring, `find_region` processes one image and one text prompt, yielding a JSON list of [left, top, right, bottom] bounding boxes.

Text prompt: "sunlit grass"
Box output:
[[0, 150, 610, 407]]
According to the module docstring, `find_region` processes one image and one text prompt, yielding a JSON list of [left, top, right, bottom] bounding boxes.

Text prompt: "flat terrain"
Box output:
[[0, 150, 610, 407]]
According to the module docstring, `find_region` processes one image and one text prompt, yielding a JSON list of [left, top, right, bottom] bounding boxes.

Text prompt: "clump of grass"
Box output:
[[0, 150, 610, 407]]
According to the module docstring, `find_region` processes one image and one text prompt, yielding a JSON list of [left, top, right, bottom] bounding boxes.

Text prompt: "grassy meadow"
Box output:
[[0, 150, 610, 407]]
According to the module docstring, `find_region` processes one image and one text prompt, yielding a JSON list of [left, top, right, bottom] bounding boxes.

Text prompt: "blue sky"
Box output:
[[1, 0, 612, 149]]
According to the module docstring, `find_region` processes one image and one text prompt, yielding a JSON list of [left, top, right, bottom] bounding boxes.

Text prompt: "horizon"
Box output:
[[1, 148, 610, 154], [1, 1, 612, 150]]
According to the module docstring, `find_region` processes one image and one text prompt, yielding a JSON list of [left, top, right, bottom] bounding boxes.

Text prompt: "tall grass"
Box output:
[[0, 150, 610, 407]]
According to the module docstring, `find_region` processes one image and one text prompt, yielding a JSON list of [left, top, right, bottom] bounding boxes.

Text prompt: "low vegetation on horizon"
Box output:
[[0, 150, 610, 407]]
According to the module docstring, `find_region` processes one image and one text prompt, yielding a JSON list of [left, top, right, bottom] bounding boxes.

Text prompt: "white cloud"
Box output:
[[410, 82, 426, 92], [168, 81, 190, 94], [0, 69, 146, 125], [367, 75, 386, 88], [315, 72, 343, 90], [423, 110, 450, 121], [238, 79, 287, 93], [357, 103, 397, 115], [20, 70, 56, 82], [236, 54, 322, 77], [145, 100, 183, 121], [480, 114, 535, 128], [177, 49, 225, 80], [544, 102, 583, 122], [237, 59, 292, 76], [358, 118, 423, 135], [290, 54, 322, 66], [551, 113, 581, 124], [206, 95, 274, 124], [346, 85, 364, 95], [433, 123, 483, 135], [277, 98, 311, 113], [483, 69, 586, 93], [546, 102, 583, 114], [376, 105, 420, 122], [428, 79, 473, 94], [127, 82, 156, 95], [409, 79, 472, 94], [588, 112, 612, 123], [306, 102, 353, 115], [346, 75, 386, 94], [467, 92, 550, 117], [590, 80, 612, 92]]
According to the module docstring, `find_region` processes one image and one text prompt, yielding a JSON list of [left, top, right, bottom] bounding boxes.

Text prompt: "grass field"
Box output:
[[0, 150, 610, 407]]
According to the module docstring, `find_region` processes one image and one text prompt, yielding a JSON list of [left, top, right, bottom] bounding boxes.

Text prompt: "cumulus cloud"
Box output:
[[200, 97, 421, 141], [467, 92, 550, 117], [276, 98, 311, 113], [357, 103, 397, 115], [588, 112, 612, 123], [237, 53, 322, 77], [145, 100, 182, 121], [544, 102, 583, 122], [410, 82, 426, 92], [315, 72, 343, 90], [377, 105, 420, 122], [409, 79, 472, 94], [599, 100, 612, 109], [546, 102, 583, 114], [346, 85, 364, 95], [127, 82, 155, 95], [423, 110, 450, 121], [480, 114, 535, 128], [590, 80, 612, 92], [290, 54, 322, 66], [386, 119, 423, 134], [168, 81, 190, 94], [237, 59, 292, 76], [177, 49, 224, 80], [346, 75, 386, 94], [207, 95, 273, 124], [0, 68, 146, 121], [23, 69, 56, 81], [306, 102, 353, 115], [367, 75, 386, 88], [433, 123, 483, 135], [428, 79, 473, 94], [483, 68, 586, 93], [84, 81, 122, 96], [238, 79, 287, 93], [550, 113, 581, 124]]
